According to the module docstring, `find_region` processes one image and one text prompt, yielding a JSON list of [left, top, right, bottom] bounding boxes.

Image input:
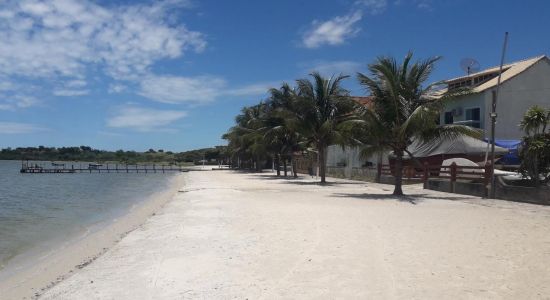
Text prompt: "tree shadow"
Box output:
[[332, 192, 473, 205], [246, 173, 366, 186]]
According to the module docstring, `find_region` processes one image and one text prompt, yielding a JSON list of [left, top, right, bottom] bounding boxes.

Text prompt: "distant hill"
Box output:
[[0, 146, 228, 165]]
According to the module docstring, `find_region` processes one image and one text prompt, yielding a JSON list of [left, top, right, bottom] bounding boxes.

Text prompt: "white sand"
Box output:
[[19, 171, 550, 299]]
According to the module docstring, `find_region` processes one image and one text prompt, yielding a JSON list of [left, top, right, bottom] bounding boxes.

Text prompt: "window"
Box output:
[[444, 111, 454, 124], [448, 79, 473, 90], [465, 107, 481, 128]]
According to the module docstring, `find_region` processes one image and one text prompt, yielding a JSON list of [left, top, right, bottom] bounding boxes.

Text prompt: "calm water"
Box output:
[[0, 160, 176, 271]]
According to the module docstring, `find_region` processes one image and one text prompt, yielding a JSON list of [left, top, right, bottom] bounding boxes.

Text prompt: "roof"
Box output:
[[351, 96, 374, 108], [445, 55, 548, 93]]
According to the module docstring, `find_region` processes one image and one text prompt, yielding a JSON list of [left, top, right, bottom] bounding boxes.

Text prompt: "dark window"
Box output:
[[444, 111, 454, 124], [465, 107, 481, 128]]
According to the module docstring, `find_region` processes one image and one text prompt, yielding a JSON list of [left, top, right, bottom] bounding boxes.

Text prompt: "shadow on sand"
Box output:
[[245, 173, 366, 186], [332, 192, 473, 205]]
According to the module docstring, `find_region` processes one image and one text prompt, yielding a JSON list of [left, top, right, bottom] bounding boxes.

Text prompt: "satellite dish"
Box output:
[[460, 58, 480, 75]]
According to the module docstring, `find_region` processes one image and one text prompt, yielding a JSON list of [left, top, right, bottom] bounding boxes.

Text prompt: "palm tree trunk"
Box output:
[[275, 155, 281, 177], [283, 159, 288, 177], [291, 154, 298, 178], [393, 152, 404, 195], [375, 152, 382, 183], [319, 146, 327, 183], [534, 154, 540, 187], [256, 156, 262, 172]]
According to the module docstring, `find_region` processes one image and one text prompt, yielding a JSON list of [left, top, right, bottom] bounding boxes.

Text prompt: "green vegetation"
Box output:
[[223, 53, 479, 194], [353, 53, 479, 195], [518, 105, 550, 186], [223, 73, 357, 183], [0, 145, 229, 165]]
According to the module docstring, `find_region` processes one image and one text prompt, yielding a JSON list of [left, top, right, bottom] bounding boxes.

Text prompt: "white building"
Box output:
[[441, 55, 550, 140], [326, 55, 550, 176]]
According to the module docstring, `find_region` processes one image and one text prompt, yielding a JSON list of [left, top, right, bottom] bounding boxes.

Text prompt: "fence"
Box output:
[[327, 162, 493, 195]]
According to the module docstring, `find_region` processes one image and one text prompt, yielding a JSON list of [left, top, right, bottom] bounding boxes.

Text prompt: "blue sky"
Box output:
[[0, 0, 549, 151]]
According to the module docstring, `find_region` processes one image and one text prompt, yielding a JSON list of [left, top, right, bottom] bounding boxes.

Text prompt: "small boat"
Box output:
[[88, 163, 103, 169]]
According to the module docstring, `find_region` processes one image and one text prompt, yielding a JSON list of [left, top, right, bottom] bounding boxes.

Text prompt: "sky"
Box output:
[[0, 0, 549, 152]]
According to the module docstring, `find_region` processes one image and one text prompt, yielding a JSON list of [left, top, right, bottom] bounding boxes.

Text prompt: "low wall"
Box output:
[[495, 176, 550, 205], [426, 177, 550, 205], [327, 166, 421, 185], [426, 179, 487, 197]]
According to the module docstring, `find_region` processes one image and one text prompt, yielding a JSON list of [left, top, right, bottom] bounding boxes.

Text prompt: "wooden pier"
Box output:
[[20, 161, 191, 174]]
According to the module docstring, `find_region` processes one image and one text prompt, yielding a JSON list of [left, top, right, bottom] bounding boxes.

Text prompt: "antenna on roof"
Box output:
[[460, 58, 481, 75]]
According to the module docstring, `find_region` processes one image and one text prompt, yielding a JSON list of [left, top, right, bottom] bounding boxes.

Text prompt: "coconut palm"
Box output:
[[293, 72, 358, 183], [356, 53, 480, 195], [518, 105, 550, 186], [265, 83, 304, 178], [223, 104, 269, 171], [519, 105, 550, 136]]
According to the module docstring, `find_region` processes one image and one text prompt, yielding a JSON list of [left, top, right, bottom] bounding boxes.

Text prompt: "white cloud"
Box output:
[[302, 11, 362, 49], [65, 79, 87, 88], [0, 122, 45, 134], [415, 0, 433, 10], [0, 94, 40, 110], [0, 0, 205, 82], [301, 60, 363, 76], [139, 75, 274, 104], [53, 89, 89, 96], [226, 82, 280, 97], [107, 106, 187, 132], [108, 83, 127, 94], [0, 80, 15, 91], [139, 75, 226, 104], [53, 79, 89, 96], [356, 0, 388, 14]]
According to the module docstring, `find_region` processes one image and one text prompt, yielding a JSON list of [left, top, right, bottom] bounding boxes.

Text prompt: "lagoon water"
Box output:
[[0, 160, 176, 272]]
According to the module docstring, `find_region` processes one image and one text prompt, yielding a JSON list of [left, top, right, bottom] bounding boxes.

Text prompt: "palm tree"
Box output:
[[356, 53, 480, 195], [518, 105, 550, 186], [265, 83, 304, 178], [294, 72, 357, 183], [519, 105, 550, 136], [223, 104, 269, 171]]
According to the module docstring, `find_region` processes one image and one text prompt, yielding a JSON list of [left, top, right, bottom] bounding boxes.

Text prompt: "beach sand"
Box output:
[[6, 170, 550, 299]]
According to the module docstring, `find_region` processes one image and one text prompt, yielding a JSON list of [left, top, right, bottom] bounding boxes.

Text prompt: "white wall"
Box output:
[[326, 145, 389, 178], [326, 145, 364, 168], [492, 59, 550, 140], [441, 58, 550, 140], [440, 92, 486, 131]]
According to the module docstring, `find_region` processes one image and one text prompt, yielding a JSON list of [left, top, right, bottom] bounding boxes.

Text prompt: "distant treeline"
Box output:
[[0, 145, 229, 165]]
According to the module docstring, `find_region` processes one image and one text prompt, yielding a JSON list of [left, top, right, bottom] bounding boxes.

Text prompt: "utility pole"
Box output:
[[489, 32, 509, 199]]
